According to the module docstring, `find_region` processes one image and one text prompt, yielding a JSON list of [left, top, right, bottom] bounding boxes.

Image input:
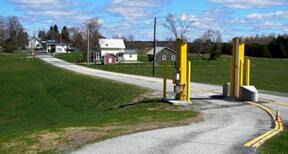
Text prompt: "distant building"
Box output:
[[97, 39, 138, 64], [28, 37, 44, 52], [98, 39, 125, 57], [122, 49, 138, 62], [46, 40, 69, 53], [147, 47, 176, 63], [28, 38, 70, 54]]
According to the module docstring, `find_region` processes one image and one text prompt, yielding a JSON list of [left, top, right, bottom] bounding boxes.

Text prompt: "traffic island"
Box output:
[[163, 99, 192, 106], [223, 38, 258, 102]]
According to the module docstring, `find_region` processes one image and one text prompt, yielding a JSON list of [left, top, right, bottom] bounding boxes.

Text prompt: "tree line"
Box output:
[[38, 18, 103, 54], [38, 25, 70, 44], [219, 35, 288, 58], [0, 16, 28, 52], [164, 14, 288, 59]]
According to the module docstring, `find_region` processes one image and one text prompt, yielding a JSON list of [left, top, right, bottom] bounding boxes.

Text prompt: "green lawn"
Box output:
[[56, 52, 83, 63], [260, 131, 288, 154], [0, 53, 198, 153], [57, 53, 288, 93]]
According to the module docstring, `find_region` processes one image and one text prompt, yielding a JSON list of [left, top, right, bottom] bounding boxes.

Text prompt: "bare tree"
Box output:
[[112, 34, 127, 41], [0, 16, 28, 52], [201, 29, 222, 43], [193, 38, 205, 57], [69, 27, 85, 51], [128, 35, 135, 41], [200, 29, 223, 60], [163, 13, 194, 40], [84, 18, 102, 37], [0, 16, 5, 46], [84, 18, 103, 63]]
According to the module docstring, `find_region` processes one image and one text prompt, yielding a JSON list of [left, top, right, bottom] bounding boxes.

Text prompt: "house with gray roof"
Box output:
[[147, 47, 176, 63]]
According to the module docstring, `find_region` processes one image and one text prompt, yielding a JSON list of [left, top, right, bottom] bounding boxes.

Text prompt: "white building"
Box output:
[[55, 44, 69, 53], [46, 40, 69, 53], [98, 39, 125, 55], [123, 49, 138, 61], [28, 37, 44, 52]]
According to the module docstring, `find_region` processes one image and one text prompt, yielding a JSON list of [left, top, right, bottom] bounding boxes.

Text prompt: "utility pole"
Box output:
[[87, 27, 90, 66], [32, 31, 36, 59], [152, 17, 157, 77], [59, 30, 62, 45]]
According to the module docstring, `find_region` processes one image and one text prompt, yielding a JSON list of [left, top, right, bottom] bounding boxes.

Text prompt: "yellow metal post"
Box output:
[[230, 38, 245, 98], [239, 60, 244, 97], [186, 61, 191, 103], [239, 60, 243, 87], [176, 38, 187, 101], [245, 59, 250, 86], [163, 63, 167, 99]]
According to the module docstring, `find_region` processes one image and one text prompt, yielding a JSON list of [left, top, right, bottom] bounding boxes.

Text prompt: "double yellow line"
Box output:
[[244, 102, 284, 148]]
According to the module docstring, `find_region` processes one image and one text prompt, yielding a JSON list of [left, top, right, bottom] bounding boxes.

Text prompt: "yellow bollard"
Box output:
[[163, 63, 167, 99], [186, 61, 191, 103], [245, 59, 250, 86], [176, 38, 187, 101], [230, 38, 245, 98]]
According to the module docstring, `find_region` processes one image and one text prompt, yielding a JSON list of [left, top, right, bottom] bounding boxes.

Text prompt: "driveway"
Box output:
[[38, 55, 287, 154]]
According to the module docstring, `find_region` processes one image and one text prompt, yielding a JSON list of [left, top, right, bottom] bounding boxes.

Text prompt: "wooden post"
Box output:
[[163, 63, 167, 99], [152, 17, 157, 77]]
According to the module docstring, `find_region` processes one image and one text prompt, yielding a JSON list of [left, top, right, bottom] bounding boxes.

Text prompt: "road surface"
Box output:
[[38, 55, 287, 154]]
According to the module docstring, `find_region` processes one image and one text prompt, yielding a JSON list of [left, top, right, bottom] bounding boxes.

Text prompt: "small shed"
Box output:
[[147, 47, 177, 63], [123, 49, 138, 62], [103, 53, 117, 65]]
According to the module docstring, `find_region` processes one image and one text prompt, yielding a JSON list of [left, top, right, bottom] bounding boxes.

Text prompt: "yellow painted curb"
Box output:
[[244, 102, 284, 148], [260, 98, 288, 107]]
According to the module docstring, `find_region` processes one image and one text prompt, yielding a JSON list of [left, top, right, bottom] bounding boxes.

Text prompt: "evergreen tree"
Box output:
[[268, 35, 288, 58], [38, 30, 47, 41], [53, 24, 58, 33], [61, 26, 70, 43], [47, 25, 58, 40]]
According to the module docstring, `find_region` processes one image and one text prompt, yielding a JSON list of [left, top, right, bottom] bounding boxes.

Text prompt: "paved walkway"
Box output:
[[38, 55, 287, 154]]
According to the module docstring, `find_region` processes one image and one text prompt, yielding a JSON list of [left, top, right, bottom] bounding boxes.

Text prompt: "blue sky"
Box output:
[[1, 0, 288, 41]]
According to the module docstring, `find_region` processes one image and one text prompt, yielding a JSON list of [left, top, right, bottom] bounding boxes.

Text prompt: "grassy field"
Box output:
[[259, 131, 288, 154], [57, 53, 288, 93], [0, 53, 198, 153]]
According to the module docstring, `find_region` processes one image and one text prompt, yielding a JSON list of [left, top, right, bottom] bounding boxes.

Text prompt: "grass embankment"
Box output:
[[57, 53, 288, 93], [0, 53, 198, 153], [260, 131, 288, 154]]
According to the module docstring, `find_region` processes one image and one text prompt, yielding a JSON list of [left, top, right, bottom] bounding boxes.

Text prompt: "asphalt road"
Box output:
[[38, 55, 288, 154]]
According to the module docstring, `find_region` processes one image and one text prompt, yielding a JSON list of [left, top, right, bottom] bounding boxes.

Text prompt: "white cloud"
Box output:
[[8, 0, 90, 27], [227, 11, 288, 34], [246, 11, 288, 19], [106, 0, 165, 20], [254, 21, 287, 31], [208, 0, 287, 9]]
